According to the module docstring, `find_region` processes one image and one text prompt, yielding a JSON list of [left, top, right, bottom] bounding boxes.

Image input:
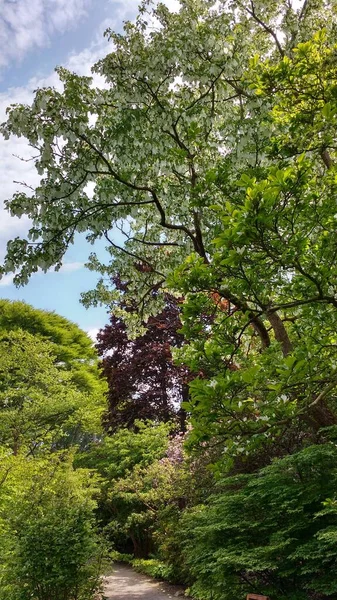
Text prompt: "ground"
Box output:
[[103, 563, 187, 600]]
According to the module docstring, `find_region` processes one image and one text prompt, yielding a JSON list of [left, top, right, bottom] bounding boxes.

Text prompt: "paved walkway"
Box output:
[[103, 563, 186, 600]]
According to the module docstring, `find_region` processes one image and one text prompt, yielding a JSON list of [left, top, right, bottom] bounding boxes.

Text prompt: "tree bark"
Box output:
[[267, 311, 293, 357]]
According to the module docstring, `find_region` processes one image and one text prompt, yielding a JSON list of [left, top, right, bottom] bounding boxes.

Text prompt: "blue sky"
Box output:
[[0, 0, 177, 339]]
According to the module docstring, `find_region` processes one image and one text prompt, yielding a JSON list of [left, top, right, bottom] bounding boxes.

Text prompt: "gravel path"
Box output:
[[102, 563, 186, 600]]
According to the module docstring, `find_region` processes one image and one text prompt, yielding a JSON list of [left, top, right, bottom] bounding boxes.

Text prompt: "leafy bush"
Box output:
[[77, 421, 172, 557], [132, 559, 176, 583], [180, 441, 337, 600], [0, 453, 103, 600], [109, 550, 133, 564]]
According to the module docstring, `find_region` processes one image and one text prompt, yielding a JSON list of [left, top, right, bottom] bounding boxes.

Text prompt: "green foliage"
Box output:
[[171, 30, 337, 465], [0, 299, 94, 359], [0, 300, 104, 395], [180, 440, 337, 600], [0, 453, 103, 600], [76, 420, 171, 480], [0, 329, 104, 453], [77, 423, 196, 568], [77, 422, 173, 558], [3, 1, 337, 599], [132, 559, 176, 583], [0, 303, 107, 599]]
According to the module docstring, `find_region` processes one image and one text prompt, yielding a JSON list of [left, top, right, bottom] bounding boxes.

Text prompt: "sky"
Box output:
[[0, 0, 178, 340]]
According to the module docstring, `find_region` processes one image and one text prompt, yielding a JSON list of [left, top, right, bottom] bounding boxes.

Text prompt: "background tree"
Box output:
[[0, 301, 107, 599], [76, 421, 172, 557], [96, 277, 190, 431], [0, 299, 103, 394], [0, 299, 94, 363], [0, 328, 104, 454]]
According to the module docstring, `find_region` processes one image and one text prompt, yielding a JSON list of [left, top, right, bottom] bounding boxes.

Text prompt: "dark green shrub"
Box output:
[[180, 442, 337, 600]]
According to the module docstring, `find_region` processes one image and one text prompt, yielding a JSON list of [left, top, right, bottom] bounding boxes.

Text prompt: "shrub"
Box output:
[[132, 559, 176, 582], [0, 454, 103, 600], [180, 441, 337, 600]]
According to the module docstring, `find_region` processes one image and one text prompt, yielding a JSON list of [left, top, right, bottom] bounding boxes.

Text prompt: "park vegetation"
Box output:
[[1, 1, 337, 599], [0, 301, 106, 600]]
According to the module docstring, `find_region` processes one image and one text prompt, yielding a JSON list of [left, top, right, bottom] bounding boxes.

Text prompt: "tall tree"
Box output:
[[0, 329, 104, 454], [0, 299, 95, 363], [173, 28, 337, 464], [0, 453, 102, 600], [1, 0, 337, 462]]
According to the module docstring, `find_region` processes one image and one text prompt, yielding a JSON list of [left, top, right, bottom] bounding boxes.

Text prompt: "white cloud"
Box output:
[[0, 261, 84, 287], [0, 273, 14, 287], [86, 327, 100, 342], [58, 261, 84, 273], [0, 0, 91, 69], [162, 0, 180, 11], [109, 0, 180, 12]]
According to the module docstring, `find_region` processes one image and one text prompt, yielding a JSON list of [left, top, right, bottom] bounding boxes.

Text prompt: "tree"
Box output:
[[0, 299, 103, 394], [0, 309, 106, 599], [1, 0, 337, 462], [1, 1, 330, 312], [0, 329, 104, 454], [96, 278, 190, 431], [0, 299, 94, 363], [172, 28, 337, 465]]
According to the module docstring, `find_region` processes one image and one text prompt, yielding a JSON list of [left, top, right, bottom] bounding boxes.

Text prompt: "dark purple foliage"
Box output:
[[96, 279, 191, 432]]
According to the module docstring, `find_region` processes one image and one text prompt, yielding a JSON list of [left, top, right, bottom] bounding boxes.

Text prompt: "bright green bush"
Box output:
[[180, 440, 337, 600], [76, 421, 171, 480], [0, 454, 103, 600], [132, 559, 176, 582]]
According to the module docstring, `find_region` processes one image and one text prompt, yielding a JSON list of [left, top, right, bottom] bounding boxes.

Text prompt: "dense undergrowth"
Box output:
[[81, 425, 337, 600]]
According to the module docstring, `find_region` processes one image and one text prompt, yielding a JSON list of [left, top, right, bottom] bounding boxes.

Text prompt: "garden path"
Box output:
[[103, 563, 186, 600]]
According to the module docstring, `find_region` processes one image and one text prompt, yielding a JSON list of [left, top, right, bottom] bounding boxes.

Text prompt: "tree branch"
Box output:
[[309, 380, 337, 408], [216, 288, 271, 349], [103, 231, 164, 278], [130, 237, 183, 248], [78, 132, 200, 250], [267, 310, 293, 357], [261, 295, 337, 313], [246, 0, 284, 57]]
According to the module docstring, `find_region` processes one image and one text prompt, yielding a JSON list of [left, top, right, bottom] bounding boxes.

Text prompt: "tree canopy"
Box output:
[[2, 0, 335, 317], [2, 1, 337, 598], [0, 298, 95, 361], [0, 301, 106, 454], [96, 279, 189, 431], [0, 299, 104, 394]]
